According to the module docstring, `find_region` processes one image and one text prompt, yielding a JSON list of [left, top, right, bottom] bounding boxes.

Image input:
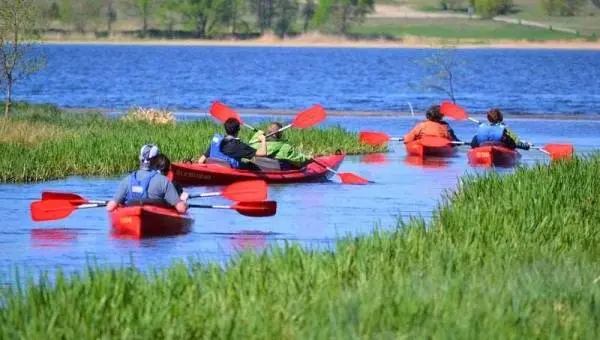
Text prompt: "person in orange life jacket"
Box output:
[[197, 118, 267, 169], [403, 105, 460, 143], [470, 108, 530, 150], [106, 144, 188, 213]]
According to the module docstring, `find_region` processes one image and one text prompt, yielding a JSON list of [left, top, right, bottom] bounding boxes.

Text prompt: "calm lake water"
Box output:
[[1, 114, 599, 284], [14, 45, 600, 115]]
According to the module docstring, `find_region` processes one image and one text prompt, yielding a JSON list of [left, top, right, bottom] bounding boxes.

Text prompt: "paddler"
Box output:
[[403, 104, 460, 143], [248, 122, 312, 170], [197, 118, 267, 169], [106, 144, 188, 213], [470, 108, 531, 150]]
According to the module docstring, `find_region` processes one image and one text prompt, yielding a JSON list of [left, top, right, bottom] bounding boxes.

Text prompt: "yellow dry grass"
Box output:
[[121, 106, 176, 124], [0, 118, 68, 145]]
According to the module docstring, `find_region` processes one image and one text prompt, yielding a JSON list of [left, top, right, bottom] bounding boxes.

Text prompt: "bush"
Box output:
[[540, 0, 586, 16], [474, 0, 512, 18]]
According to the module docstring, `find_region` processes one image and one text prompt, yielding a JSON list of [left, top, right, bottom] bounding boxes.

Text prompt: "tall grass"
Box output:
[[2, 155, 600, 338], [0, 104, 383, 182]]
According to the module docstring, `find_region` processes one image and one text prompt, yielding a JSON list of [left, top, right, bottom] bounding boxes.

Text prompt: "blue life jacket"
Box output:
[[125, 170, 157, 204], [475, 123, 505, 145], [208, 134, 241, 168]]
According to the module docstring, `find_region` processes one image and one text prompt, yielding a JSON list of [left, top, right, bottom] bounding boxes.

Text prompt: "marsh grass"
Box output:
[[2, 154, 600, 338], [0, 104, 383, 182]]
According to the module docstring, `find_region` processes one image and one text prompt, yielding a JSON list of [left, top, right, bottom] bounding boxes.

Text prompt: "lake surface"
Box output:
[[2, 114, 599, 284], [15, 45, 600, 115]]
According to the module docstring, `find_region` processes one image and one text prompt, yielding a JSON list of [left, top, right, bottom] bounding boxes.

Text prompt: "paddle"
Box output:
[[211, 101, 370, 185], [359, 131, 403, 146], [31, 200, 107, 222], [209, 101, 256, 131], [188, 180, 268, 201], [188, 201, 277, 217], [264, 104, 326, 138], [310, 158, 369, 185], [439, 102, 574, 160]]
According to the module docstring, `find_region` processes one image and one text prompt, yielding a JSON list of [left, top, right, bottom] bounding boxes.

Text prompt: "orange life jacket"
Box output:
[[403, 121, 452, 143]]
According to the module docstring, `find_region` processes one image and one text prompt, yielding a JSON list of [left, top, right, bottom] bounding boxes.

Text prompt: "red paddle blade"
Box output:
[[41, 191, 86, 203], [222, 180, 268, 202], [338, 172, 369, 185], [30, 200, 77, 222], [419, 137, 452, 148], [440, 101, 468, 120], [209, 101, 243, 123], [359, 131, 391, 146], [291, 104, 326, 129], [233, 201, 277, 217], [544, 144, 574, 160]]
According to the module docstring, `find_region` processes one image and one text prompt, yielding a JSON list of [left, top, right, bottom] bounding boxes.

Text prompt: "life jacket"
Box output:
[[475, 123, 505, 145], [125, 170, 157, 204], [208, 134, 241, 168]]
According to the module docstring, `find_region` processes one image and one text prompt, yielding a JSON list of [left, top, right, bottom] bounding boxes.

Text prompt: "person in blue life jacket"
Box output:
[[106, 144, 188, 213], [197, 118, 267, 169], [470, 108, 531, 150]]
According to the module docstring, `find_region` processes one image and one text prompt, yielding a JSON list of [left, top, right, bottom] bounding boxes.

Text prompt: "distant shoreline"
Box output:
[[64, 107, 600, 121], [41, 36, 600, 50]]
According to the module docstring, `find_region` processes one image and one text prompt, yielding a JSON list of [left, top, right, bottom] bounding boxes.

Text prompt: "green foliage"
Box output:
[[273, 0, 299, 38], [180, 0, 230, 38], [2, 153, 600, 337], [540, 0, 587, 16], [0, 104, 383, 182], [473, 0, 512, 18]]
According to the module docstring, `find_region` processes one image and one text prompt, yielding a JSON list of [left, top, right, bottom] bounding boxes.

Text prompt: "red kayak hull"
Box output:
[[168, 154, 345, 186], [109, 205, 194, 239], [405, 140, 456, 158], [468, 145, 520, 167]]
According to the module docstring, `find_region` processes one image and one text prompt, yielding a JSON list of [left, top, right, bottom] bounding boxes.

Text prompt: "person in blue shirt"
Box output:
[[106, 144, 188, 213], [197, 118, 267, 169], [471, 108, 531, 150]]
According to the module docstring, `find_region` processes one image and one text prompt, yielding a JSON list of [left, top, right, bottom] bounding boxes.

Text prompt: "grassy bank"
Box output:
[[353, 18, 579, 41], [0, 104, 383, 183], [2, 153, 599, 337]]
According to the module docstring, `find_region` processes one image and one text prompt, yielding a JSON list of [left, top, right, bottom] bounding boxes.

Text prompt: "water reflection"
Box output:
[[30, 228, 79, 248]]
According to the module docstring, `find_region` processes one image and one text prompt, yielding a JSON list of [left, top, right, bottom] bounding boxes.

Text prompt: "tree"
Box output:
[[128, 0, 155, 37], [274, 0, 298, 38], [473, 0, 512, 18], [418, 46, 464, 104], [58, 0, 102, 34], [593, 0, 600, 9], [220, 0, 247, 34], [0, 0, 46, 115], [158, 0, 182, 36], [301, 0, 316, 32], [104, 0, 117, 35], [332, 0, 375, 35], [181, 0, 228, 38], [249, 0, 275, 33]]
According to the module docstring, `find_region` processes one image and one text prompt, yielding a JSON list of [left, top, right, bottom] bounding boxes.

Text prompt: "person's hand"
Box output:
[[180, 191, 189, 202], [175, 201, 188, 214], [106, 201, 117, 212], [258, 134, 266, 143]]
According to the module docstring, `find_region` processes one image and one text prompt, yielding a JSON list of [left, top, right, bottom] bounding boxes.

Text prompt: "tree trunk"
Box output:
[[5, 81, 12, 116]]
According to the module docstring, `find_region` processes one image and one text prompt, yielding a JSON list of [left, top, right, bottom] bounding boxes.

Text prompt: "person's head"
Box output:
[[487, 108, 503, 124], [139, 144, 160, 170], [425, 105, 443, 122], [267, 122, 283, 141], [224, 118, 241, 137], [154, 154, 171, 174]]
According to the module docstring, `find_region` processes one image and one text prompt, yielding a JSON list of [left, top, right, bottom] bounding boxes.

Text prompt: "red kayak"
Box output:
[[109, 205, 194, 239], [468, 145, 520, 167], [168, 154, 345, 186], [405, 140, 456, 158]]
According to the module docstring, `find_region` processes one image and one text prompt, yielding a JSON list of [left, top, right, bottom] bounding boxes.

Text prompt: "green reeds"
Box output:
[[2, 154, 600, 338], [0, 104, 383, 183]]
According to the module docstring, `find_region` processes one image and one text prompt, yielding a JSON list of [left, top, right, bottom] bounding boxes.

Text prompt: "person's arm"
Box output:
[[198, 146, 210, 164], [403, 123, 421, 143], [163, 179, 188, 213], [503, 126, 530, 150], [470, 135, 480, 148], [107, 177, 129, 212], [248, 130, 264, 145], [447, 127, 461, 142], [254, 134, 267, 157]]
